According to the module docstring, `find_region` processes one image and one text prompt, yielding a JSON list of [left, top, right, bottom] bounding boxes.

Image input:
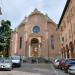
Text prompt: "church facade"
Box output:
[[10, 9, 60, 58]]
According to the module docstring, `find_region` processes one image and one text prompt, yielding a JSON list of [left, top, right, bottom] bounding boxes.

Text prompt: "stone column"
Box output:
[[38, 37, 41, 57], [66, 51, 68, 59], [61, 48, 63, 59], [29, 44, 31, 57], [14, 33, 17, 54], [69, 50, 71, 59], [38, 44, 41, 57], [63, 52, 65, 59], [61, 52, 63, 59]]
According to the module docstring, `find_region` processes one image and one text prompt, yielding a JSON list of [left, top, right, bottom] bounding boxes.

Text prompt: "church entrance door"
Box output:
[[31, 38, 39, 57]]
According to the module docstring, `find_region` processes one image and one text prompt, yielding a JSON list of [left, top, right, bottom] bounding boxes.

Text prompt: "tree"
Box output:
[[0, 20, 12, 56]]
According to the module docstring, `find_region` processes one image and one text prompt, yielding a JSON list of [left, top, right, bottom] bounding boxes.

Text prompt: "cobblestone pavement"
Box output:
[[0, 63, 69, 75]]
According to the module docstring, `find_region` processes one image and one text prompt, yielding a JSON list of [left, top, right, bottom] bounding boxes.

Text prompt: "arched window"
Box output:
[[69, 41, 74, 52], [51, 35, 55, 49], [66, 44, 69, 58], [19, 37, 22, 49]]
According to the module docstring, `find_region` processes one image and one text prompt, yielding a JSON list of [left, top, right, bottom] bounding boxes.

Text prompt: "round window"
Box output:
[[33, 26, 40, 33]]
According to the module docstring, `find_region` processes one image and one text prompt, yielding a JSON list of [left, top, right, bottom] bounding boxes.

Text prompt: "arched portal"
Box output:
[[69, 41, 74, 58], [31, 38, 39, 57], [69, 41, 74, 52], [31, 38, 39, 44], [66, 44, 69, 58]]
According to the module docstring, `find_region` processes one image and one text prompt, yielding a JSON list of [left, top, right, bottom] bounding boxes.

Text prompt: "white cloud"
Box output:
[[0, 0, 67, 29]]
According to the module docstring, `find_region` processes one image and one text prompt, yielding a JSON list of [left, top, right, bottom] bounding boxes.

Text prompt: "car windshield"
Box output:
[[0, 59, 4, 63], [11, 56, 20, 60], [71, 59, 75, 61], [0, 58, 11, 63], [54, 59, 59, 62], [66, 59, 75, 64], [4, 59, 11, 63]]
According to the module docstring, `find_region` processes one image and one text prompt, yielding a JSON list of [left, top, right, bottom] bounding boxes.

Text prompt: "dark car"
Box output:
[[59, 59, 65, 70], [64, 59, 75, 72], [10, 55, 22, 67]]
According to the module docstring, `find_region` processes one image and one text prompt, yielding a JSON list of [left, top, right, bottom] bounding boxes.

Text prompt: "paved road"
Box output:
[[0, 63, 69, 75]]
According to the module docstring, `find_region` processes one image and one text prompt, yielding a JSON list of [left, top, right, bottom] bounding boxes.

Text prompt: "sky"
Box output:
[[0, 0, 67, 29]]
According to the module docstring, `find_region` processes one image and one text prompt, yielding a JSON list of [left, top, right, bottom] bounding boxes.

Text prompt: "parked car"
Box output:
[[64, 59, 75, 72], [10, 55, 22, 67], [0, 58, 12, 71], [68, 65, 75, 75], [53, 59, 60, 68], [59, 59, 65, 70]]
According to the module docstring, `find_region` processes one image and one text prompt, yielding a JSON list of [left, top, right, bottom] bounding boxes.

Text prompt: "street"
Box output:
[[0, 63, 69, 75]]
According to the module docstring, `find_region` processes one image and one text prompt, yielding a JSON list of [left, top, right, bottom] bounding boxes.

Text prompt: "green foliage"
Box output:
[[0, 20, 12, 55]]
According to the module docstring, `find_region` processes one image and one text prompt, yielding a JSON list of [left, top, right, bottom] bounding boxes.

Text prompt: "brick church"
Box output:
[[10, 9, 60, 58]]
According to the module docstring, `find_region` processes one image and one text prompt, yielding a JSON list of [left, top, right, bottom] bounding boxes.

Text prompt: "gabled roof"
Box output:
[[31, 8, 56, 24], [45, 14, 56, 24], [33, 8, 40, 13], [18, 17, 27, 28], [18, 8, 56, 29], [31, 8, 42, 14]]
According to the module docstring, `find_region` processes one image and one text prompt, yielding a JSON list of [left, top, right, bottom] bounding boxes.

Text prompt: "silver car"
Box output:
[[0, 58, 12, 71], [68, 65, 75, 74]]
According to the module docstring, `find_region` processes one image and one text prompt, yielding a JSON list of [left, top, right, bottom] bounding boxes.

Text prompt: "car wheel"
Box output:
[[59, 67, 62, 70], [7, 68, 12, 71]]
